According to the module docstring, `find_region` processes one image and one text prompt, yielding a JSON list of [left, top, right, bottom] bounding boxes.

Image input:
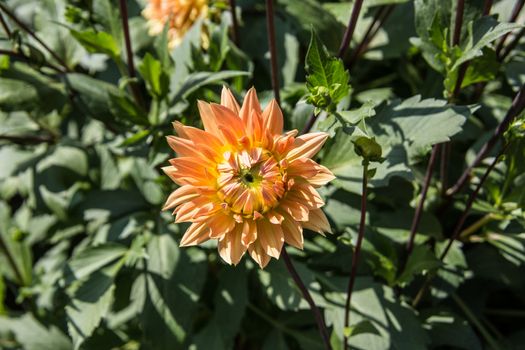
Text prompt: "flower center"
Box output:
[[216, 148, 286, 217]]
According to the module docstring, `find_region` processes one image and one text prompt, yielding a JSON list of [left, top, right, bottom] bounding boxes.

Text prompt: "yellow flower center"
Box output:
[[216, 148, 286, 217]]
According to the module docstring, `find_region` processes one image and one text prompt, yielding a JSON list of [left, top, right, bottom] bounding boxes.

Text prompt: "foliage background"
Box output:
[[0, 0, 524, 349]]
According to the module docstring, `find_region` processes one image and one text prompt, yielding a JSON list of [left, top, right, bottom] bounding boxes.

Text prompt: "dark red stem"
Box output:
[[265, 0, 280, 104], [229, 0, 239, 45], [0, 2, 69, 70], [282, 249, 331, 350], [482, 0, 493, 16], [495, 0, 524, 56], [406, 146, 439, 255], [343, 162, 368, 350], [338, 0, 364, 58], [118, 0, 144, 109], [447, 84, 525, 197], [452, 0, 465, 47]]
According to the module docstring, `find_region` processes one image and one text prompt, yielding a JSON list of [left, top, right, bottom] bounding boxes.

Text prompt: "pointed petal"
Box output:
[[207, 213, 237, 239], [239, 87, 262, 123], [241, 219, 257, 247], [218, 224, 246, 265], [256, 219, 284, 259], [221, 86, 240, 114], [303, 209, 332, 234], [261, 99, 283, 135], [308, 164, 336, 187], [286, 132, 329, 161], [197, 100, 221, 136], [248, 240, 271, 268], [163, 185, 200, 210], [180, 222, 210, 246], [280, 212, 304, 249]]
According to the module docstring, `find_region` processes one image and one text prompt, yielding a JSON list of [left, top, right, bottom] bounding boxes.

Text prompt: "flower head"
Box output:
[[142, 0, 208, 48], [163, 87, 335, 268]]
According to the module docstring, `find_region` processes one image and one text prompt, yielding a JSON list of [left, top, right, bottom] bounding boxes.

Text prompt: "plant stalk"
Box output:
[[338, 0, 364, 58], [405, 146, 439, 256], [440, 146, 506, 261], [118, 0, 145, 110], [482, 0, 493, 16], [499, 26, 525, 61], [413, 146, 506, 306], [281, 249, 332, 350], [495, 0, 524, 56], [447, 84, 525, 197], [343, 162, 369, 350], [265, 0, 280, 105], [229, 0, 239, 45], [347, 5, 394, 69], [0, 2, 69, 71], [452, 0, 465, 47]]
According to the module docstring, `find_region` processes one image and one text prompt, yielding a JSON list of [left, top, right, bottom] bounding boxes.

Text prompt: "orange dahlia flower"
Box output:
[[142, 0, 208, 48], [163, 87, 335, 268]]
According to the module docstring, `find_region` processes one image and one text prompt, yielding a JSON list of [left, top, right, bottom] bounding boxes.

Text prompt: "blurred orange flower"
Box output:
[[142, 0, 208, 48], [163, 87, 335, 268]]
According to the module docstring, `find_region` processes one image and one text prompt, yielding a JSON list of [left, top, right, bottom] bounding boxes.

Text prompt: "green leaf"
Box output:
[[138, 234, 207, 350], [138, 53, 169, 99], [66, 243, 127, 282], [0, 63, 67, 113], [305, 30, 350, 111], [423, 311, 482, 350], [324, 277, 429, 349], [343, 320, 380, 338], [460, 48, 500, 88], [0, 202, 33, 286], [0, 314, 72, 350], [452, 16, 522, 70], [258, 259, 324, 311], [323, 96, 470, 193], [65, 73, 142, 127], [171, 70, 251, 104], [66, 262, 122, 349], [397, 245, 442, 285], [71, 29, 120, 59]]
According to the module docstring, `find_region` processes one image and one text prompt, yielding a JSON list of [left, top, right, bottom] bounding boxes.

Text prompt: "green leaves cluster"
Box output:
[[305, 30, 350, 113]]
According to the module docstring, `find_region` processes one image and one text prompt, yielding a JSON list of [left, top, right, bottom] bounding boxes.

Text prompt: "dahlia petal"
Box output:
[[163, 185, 200, 210], [180, 222, 210, 247], [279, 199, 309, 222], [266, 210, 284, 224], [287, 182, 325, 209], [197, 101, 221, 136], [280, 212, 304, 249], [218, 224, 246, 265], [287, 158, 324, 179], [240, 87, 262, 124], [286, 132, 329, 161], [248, 240, 271, 268], [166, 136, 215, 163], [209, 104, 246, 138], [308, 164, 336, 187], [261, 99, 283, 135], [302, 209, 332, 235], [173, 122, 223, 151], [241, 219, 257, 247], [207, 213, 236, 239], [256, 219, 284, 259], [221, 86, 240, 114]]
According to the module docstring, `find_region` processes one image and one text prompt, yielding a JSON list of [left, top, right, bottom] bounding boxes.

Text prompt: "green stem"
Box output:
[[459, 213, 496, 239], [452, 293, 502, 350]]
